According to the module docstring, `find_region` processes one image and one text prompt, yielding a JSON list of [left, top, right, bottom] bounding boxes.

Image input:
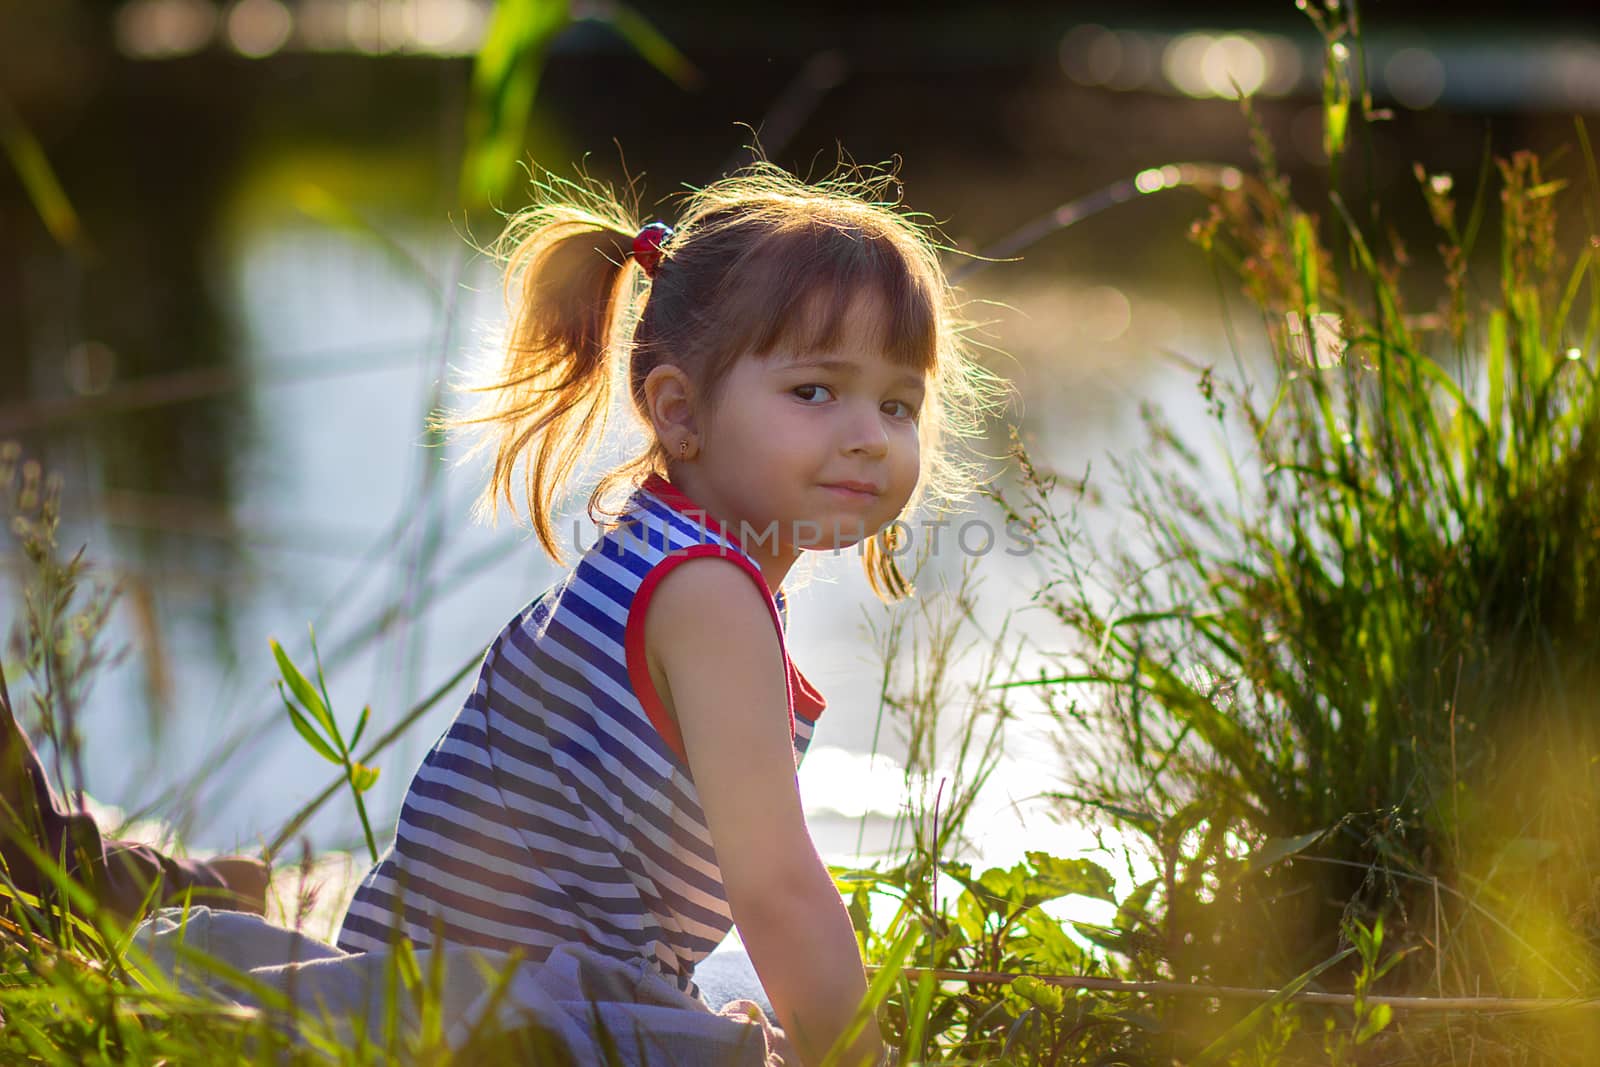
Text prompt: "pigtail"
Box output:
[[445, 193, 646, 562], [863, 525, 913, 601]]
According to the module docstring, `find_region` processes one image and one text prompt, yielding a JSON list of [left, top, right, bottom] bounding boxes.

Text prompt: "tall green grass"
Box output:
[[985, 5, 1600, 1062]]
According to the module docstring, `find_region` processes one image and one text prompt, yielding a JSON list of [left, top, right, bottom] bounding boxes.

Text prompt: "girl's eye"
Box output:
[[793, 384, 833, 403], [883, 399, 920, 421]]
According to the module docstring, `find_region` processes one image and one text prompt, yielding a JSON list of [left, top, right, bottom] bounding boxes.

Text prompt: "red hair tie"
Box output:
[[631, 221, 674, 279]]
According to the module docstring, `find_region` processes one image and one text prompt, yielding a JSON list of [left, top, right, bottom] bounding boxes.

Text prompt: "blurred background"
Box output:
[[2, 0, 1598, 883]]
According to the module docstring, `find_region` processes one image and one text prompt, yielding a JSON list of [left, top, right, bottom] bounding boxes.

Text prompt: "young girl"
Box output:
[[334, 161, 1001, 1066]]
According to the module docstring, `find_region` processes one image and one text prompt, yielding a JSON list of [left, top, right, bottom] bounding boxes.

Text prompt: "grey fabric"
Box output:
[[695, 946, 775, 1018], [134, 907, 787, 1065]]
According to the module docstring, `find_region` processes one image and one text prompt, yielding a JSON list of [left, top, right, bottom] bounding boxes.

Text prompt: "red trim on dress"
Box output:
[[775, 590, 828, 725], [791, 662, 828, 724], [639, 473, 739, 547], [624, 476, 828, 764], [624, 546, 788, 763], [637, 475, 827, 716]]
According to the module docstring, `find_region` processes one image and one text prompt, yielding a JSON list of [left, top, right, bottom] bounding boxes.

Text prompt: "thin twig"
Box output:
[[0, 336, 445, 436], [716, 51, 848, 180], [874, 967, 1600, 1015], [0, 655, 13, 726], [947, 163, 1245, 285]]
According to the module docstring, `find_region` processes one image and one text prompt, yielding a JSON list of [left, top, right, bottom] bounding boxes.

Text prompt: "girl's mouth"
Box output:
[[821, 482, 880, 502]]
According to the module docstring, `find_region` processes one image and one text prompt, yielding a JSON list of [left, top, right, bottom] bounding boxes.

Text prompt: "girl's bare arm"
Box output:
[[646, 559, 885, 1067]]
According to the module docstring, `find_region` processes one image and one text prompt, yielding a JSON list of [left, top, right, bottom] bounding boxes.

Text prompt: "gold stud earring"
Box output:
[[678, 441, 688, 456]]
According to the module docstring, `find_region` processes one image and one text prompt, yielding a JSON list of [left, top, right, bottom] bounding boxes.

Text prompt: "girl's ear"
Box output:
[[642, 363, 700, 454]]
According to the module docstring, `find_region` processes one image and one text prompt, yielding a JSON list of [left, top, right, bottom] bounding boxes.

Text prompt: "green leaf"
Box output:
[[1488, 308, 1508, 444], [900, 968, 939, 1066], [394, 936, 424, 990], [0, 92, 82, 250], [1291, 212, 1319, 310], [1108, 1009, 1164, 1034], [1075, 798, 1160, 836], [977, 864, 1026, 908], [1324, 99, 1348, 161], [1355, 1002, 1394, 1044], [1239, 828, 1328, 877], [830, 867, 884, 888], [1159, 800, 1212, 843], [1026, 852, 1118, 903], [1013, 911, 1091, 971], [1551, 246, 1592, 347], [955, 888, 988, 943], [270, 639, 331, 731], [845, 885, 872, 938], [348, 762, 381, 794], [1011, 974, 1066, 1013], [1114, 878, 1161, 932], [350, 704, 371, 752], [459, 0, 571, 205], [280, 690, 339, 764], [1135, 656, 1264, 794], [935, 859, 981, 903]]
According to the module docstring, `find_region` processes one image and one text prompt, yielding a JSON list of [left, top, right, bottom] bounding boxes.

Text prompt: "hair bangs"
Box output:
[[713, 221, 938, 372]]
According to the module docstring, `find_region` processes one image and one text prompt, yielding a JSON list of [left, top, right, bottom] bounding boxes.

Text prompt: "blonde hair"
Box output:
[[445, 155, 1007, 601]]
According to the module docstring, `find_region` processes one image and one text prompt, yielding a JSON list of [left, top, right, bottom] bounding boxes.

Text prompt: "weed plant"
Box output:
[[985, 4, 1600, 1063]]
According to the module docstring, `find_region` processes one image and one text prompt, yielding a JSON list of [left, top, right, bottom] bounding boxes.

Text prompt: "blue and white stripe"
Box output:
[[336, 482, 821, 994]]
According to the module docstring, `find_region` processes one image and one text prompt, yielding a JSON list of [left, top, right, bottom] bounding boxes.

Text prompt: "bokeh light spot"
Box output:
[[1385, 47, 1446, 109], [1202, 34, 1267, 98], [1081, 286, 1133, 343], [1163, 32, 1216, 97], [225, 0, 293, 58], [115, 0, 217, 59]]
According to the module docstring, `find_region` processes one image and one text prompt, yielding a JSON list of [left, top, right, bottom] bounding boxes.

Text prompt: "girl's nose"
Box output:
[[843, 404, 890, 457]]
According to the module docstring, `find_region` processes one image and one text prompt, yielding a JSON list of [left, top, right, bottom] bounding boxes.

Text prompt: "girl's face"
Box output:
[[690, 293, 925, 559]]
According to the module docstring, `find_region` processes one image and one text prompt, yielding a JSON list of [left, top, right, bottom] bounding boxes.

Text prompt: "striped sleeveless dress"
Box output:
[[335, 473, 827, 996]]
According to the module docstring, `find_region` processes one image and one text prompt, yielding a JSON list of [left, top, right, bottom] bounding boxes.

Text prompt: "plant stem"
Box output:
[[349, 766, 380, 865]]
